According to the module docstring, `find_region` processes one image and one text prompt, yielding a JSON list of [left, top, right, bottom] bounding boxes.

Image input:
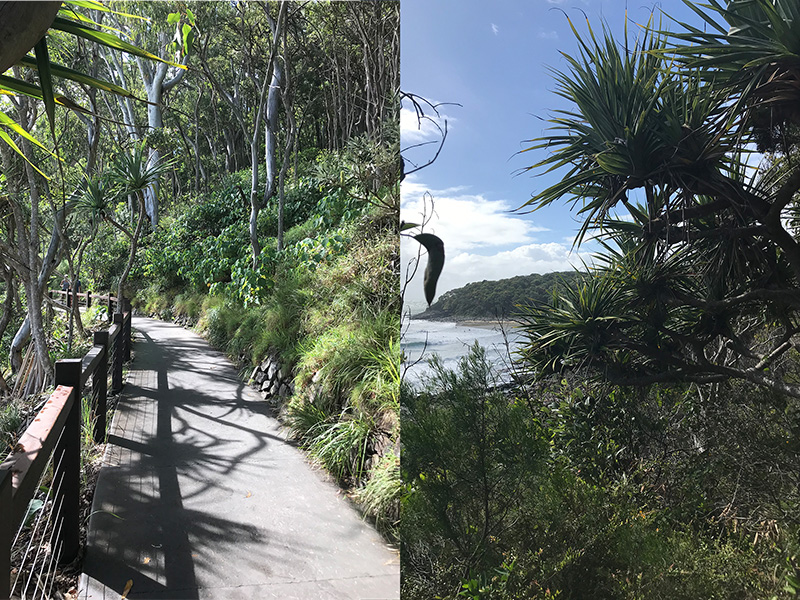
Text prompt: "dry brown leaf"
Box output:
[[143, 556, 150, 564], [121, 579, 133, 599], [245, 491, 252, 498]]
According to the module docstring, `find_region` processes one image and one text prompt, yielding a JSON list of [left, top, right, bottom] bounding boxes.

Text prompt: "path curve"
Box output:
[[79, 316, 399, 600]]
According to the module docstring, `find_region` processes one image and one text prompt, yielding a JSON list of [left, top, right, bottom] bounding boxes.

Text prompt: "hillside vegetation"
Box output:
[[418, 271, 575, 321]]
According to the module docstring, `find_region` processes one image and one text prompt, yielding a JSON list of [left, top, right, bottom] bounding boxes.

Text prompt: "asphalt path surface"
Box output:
[[79, 316, 399, 600]]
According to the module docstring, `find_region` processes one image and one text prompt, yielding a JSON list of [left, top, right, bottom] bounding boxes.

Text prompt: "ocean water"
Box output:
[[401, 319, 523, 386]]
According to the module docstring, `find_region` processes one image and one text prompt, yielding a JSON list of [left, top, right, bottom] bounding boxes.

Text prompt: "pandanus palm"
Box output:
[[668, 0, 800, 150], [107, 143, 174, 310], [517, 8, 800, 397]]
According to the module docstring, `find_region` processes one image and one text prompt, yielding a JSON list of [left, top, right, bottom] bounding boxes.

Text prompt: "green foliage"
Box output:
[[142, 190, 249, 292], [402, 345, 547, 596], [401, 348, 799, 600]]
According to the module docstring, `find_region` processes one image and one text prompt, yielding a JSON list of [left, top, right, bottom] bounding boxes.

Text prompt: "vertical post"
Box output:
[[112, 313, 123, 393], [67, 290, 72, 309], [93, 331, 109, 444], [0, 467, 11, 600], [107, 294, 112, 322], [87, 290, 92, 308], [123, 311, 131, 362], [53, 359, 82, 564]]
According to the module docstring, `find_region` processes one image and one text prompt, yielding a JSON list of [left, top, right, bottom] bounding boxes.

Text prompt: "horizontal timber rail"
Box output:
[[48, 289, 121, 321], [0, 311, 132, 600]]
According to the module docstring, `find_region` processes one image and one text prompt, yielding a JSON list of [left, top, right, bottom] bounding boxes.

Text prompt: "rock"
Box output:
[[254, 370, 267, 384], [260, 358, 271, 372], [279, 382, 292, 398], [260, 379, 271, 393], [267, 361, 279, 381], [369, 433, 392, 457]]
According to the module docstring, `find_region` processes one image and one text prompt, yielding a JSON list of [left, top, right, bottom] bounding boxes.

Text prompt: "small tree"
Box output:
[[517, 3, 800, 397], [107, 143, 174, 310]]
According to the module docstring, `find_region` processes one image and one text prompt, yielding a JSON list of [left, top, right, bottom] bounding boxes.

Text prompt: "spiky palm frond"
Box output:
[[110, 142, 175, 196], [517, 272, 633, 377], [668, 0, 800, 150], [75, 174, 113, 226], [518, 17, 734, 245]]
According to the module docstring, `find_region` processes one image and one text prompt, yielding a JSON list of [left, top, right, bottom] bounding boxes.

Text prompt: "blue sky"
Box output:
[[400, 0, 706, 311]]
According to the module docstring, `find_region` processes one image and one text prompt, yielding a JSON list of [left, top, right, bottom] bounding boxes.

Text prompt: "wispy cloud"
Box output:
[[401, 178, 547, 253], [400, 177, 590, 307], [491, 23, 499, 35], [537, 29, 558, 40]]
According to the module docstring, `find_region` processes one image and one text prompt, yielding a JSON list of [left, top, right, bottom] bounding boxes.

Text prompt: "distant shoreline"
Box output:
[[410, 313, 522, 330]]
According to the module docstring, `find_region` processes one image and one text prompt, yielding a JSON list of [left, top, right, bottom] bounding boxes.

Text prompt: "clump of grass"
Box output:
[[1, 400, 22, 454], [79, 397, 105, 486], [173, 292, 205, 322], [286, 396, 329, 441], [356, 450, 400, 538], [306, 415, 372, 483]]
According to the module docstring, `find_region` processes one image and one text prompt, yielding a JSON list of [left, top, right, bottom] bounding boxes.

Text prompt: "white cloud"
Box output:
[[401, 106, 453, 146], [401, 178, 547, 254], [400, 177, 590, 308], [491, 23, 499, 35], [537, 29, 558, 40]]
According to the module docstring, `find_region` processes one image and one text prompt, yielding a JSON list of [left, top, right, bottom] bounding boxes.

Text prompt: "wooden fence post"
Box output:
[[53, 360, 82, 564], [92, 331, 109, 444], [87, 290, 92, 308], [112, 313, 123, 393], [107, 294, 112, 322], [123, 312, 131, 362], [0, 467, 11, 600]]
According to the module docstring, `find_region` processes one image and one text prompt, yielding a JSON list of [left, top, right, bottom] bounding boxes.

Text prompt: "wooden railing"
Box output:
[[0, 310, 132, 599], [49, 289, 120, 320]]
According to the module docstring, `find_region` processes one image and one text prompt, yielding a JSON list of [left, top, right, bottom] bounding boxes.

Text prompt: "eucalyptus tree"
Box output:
[[98, 2, 193, 227], [518, 2, 800, 398], [198, 0, 287, 263]]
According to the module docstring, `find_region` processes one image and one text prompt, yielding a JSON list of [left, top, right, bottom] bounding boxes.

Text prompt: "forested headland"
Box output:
[[416, 271, 575, 322], [1, 0, 400, 537]]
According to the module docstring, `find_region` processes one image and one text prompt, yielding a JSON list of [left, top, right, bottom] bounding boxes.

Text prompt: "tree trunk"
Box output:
[[117, 193, 146, 311]]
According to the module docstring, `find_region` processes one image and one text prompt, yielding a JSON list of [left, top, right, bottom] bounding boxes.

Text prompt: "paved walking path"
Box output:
[[79, 317, 399, 600]]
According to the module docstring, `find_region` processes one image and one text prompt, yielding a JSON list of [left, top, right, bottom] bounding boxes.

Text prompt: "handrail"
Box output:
[[0, 311, 132, 600], [48, 289, 120, 321]]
